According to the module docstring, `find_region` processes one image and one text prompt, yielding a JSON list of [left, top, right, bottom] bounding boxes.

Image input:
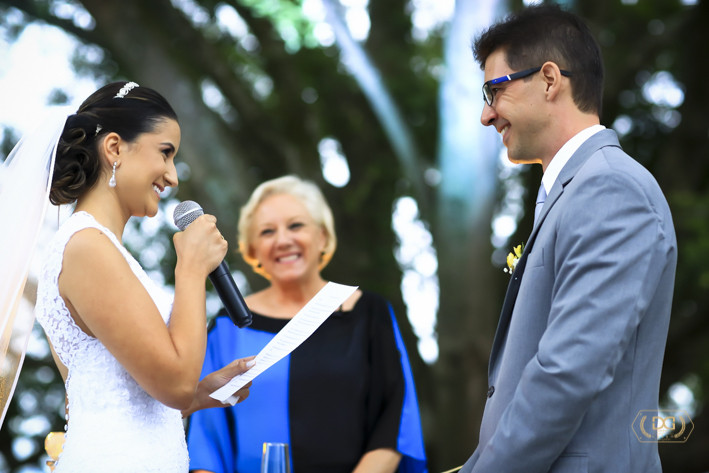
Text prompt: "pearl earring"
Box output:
[[109, 162, 117, 188]]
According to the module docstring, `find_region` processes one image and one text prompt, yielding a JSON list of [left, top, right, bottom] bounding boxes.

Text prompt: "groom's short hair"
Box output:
[[473, 3, 604, 116]]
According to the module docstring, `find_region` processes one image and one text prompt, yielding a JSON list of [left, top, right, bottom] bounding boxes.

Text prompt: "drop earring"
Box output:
[[109, 162, 117, 188]]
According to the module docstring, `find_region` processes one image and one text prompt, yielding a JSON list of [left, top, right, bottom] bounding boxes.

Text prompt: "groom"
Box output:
[[461, 4, 677, 473]]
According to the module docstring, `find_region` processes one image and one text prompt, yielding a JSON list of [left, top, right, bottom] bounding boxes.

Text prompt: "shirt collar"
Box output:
[[541, 124, 606, 194]]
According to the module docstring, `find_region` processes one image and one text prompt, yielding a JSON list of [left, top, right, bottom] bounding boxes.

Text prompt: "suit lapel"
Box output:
[[487, 129, 623, 377], [488, 249, 529, 375]]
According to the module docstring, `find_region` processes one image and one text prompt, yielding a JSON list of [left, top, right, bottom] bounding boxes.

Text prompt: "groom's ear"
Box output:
[[540, 61, 564, 102]]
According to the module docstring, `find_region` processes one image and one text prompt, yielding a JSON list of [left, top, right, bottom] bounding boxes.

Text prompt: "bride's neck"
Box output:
[[75, 191, 129, 240]]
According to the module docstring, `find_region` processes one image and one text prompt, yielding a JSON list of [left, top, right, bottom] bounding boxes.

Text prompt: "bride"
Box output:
[[0, 81, 252, 472]]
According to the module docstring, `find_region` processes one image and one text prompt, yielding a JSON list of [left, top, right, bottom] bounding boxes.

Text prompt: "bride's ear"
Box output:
[[100, 132, 121, 163]]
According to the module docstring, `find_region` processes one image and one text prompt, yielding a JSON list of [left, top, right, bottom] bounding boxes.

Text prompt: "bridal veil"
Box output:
[[0, 107, 71, 427]]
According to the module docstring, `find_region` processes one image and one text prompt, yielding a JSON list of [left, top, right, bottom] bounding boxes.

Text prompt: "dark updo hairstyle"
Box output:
[[50, 81, 178, 205]]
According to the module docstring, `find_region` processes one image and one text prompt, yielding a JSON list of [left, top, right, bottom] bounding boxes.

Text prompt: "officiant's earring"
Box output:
[[109, 161, 117, 188]]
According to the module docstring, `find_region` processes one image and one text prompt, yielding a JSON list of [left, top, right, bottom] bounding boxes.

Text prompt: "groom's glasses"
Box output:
[[482, 66, 572, 107]]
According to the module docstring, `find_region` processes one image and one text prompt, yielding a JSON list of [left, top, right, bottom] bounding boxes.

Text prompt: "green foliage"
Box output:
[[238, 0, 319, 50]]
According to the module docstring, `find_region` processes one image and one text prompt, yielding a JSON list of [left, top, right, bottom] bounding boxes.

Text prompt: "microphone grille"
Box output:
[[173, 200, 204, 231]]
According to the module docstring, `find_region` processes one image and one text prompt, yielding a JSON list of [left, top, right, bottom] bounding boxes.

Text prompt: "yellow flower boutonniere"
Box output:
[[504, 243, 525, 275]]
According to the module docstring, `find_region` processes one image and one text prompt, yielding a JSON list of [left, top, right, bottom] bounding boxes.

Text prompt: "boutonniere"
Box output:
[[504, 243, 525, 274]]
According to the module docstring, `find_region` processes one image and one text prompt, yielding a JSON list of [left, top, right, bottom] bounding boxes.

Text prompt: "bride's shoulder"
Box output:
[[61, 227, 130, 286], [64, 227, 117, 260]]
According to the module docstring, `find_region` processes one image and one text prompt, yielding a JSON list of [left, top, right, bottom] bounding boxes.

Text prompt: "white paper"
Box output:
[[210, 281, 358, 404]]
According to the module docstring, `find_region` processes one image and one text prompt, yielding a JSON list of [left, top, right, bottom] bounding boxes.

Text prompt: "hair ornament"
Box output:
[[95, 124, 102, 136], [114, 82, 140, 99]]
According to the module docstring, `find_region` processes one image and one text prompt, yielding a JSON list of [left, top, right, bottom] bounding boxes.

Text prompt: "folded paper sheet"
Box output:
[[210, 282, 358, 404]]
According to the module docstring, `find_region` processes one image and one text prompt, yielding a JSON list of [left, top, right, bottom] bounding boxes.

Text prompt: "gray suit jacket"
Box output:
[[461, 130, 677, 473]]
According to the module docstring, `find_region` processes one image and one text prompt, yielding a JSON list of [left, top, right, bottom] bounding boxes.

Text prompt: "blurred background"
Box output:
[[0, 0, 707, 471]]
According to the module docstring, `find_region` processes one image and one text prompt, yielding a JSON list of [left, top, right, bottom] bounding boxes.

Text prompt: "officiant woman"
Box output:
[[186, 175, 427, 473]]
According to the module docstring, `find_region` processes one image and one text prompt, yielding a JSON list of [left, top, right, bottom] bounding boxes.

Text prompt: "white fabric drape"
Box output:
[[0, 107, 71, 427]]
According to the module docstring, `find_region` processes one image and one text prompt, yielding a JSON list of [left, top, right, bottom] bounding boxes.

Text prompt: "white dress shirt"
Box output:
[[541, 124, 606, 194]]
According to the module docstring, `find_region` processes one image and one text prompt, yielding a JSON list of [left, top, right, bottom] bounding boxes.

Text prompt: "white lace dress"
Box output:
[[35, 212, 189, 472]]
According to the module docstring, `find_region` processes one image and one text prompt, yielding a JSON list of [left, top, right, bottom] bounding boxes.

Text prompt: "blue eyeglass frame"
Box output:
[[482, 66, 572, 106]]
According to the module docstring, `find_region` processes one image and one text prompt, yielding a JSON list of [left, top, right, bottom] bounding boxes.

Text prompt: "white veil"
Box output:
[[0, 107, 72, 428]]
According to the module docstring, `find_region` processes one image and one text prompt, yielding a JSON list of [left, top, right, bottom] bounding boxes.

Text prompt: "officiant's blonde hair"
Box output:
[[238, 175, 337, 279]]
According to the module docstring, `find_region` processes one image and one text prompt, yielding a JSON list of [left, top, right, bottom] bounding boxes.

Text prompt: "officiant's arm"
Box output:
[[181, 356, 255, 418], [353, 448, 401, 473]]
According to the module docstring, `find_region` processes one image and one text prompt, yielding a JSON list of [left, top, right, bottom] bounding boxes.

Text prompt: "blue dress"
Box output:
[[186, 290, 427, 473]]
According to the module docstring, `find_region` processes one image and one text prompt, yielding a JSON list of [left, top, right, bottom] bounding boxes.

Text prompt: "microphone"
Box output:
[[173, 200, 252, 328]]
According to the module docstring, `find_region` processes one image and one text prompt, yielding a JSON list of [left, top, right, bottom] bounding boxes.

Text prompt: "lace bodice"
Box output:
[[35, 212, 189, 472]]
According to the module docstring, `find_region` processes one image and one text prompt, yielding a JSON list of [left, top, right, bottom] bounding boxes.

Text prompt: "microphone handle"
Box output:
[[208, 261, 253, 328]]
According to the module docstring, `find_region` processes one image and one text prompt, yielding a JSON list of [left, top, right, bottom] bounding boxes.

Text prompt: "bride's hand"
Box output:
[[173, 214, 228, 279], [181, 356, 255, 417]]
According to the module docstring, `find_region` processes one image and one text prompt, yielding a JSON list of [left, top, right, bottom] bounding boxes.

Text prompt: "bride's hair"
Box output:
[[50, 81, 178, 205]]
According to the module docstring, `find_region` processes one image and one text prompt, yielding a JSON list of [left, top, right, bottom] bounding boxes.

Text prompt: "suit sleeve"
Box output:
[[472, 168, 674, 472]]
